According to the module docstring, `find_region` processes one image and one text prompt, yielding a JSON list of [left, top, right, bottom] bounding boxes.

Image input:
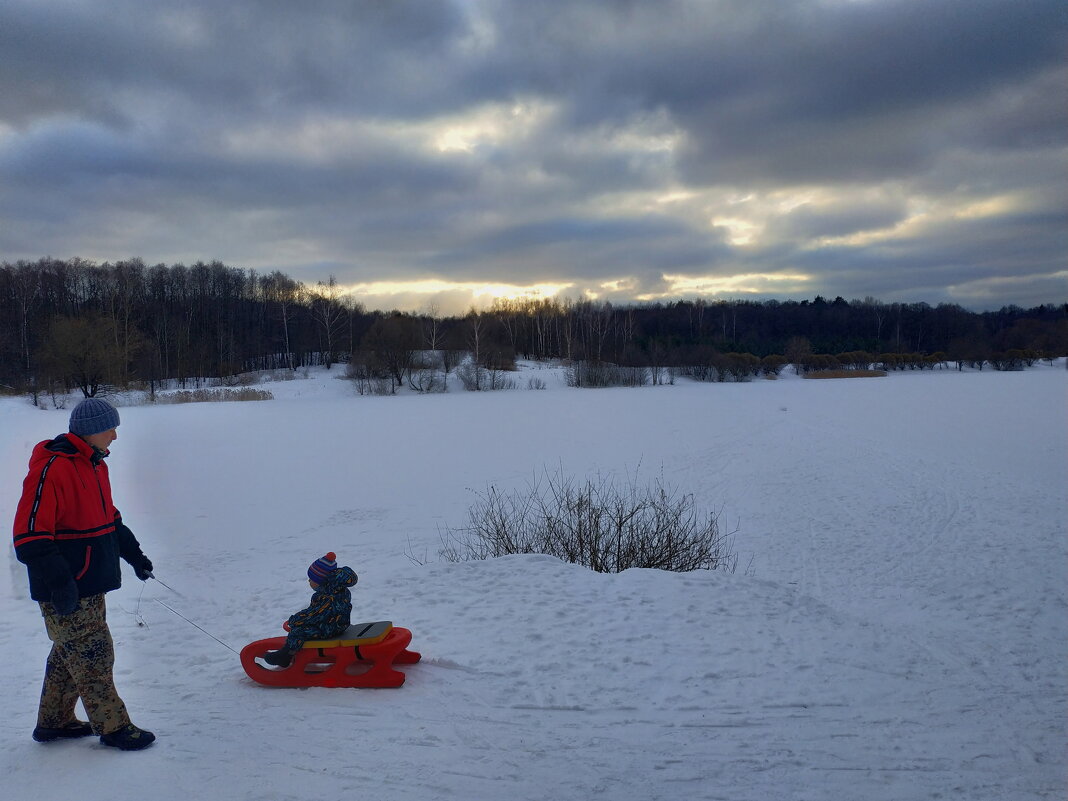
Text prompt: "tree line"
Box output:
[[1, 257, 1065, 397]]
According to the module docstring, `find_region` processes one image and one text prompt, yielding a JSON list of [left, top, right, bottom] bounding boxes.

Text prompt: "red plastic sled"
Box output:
[[241, 621, 421, 688]]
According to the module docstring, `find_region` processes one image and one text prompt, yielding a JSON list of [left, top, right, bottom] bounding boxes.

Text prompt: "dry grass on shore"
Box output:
[[803, 369, 888, 379]]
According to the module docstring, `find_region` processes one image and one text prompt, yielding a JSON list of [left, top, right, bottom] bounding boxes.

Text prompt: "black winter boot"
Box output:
[[264, 647, 295, 667], [33, 720, 94, 742], [100, 723, 156, 751]]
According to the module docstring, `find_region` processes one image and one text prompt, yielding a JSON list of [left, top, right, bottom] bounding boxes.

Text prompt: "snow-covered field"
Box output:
[[2, 363, 1065, 801]]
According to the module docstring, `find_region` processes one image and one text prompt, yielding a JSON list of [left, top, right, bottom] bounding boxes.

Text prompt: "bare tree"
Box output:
[[39, 315, 126, 397], [464, 310, 486, 390], [420, 302, 451, 389], [311, 276, 348, 369], [784, 336, 812, 372], [102, 258, 146, 386], [359, 314, 419, 392], [261, 271, 303, 371], [10, 261, 41, 377]]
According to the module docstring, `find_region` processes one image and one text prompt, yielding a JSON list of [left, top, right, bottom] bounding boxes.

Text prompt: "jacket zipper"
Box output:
[[93, 463, 108, 517]]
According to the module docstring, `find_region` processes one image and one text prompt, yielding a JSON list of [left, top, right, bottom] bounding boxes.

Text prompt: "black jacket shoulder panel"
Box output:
[[44, 434, 79, 456]]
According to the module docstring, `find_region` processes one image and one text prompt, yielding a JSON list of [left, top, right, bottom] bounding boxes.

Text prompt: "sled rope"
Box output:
[[154, 597, 239, 654], [148, 572, 183, 596], [133, 580, 148, 628]]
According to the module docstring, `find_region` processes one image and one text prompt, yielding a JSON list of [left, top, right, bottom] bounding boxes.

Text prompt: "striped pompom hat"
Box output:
[[308, 552, 338, 584]]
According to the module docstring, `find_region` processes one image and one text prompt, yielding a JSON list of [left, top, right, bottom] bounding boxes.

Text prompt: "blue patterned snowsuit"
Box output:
[[284, 566, 358, 651]]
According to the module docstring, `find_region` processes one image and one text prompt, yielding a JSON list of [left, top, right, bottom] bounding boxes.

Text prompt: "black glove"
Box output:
[[131, 553, 153, 581], [51, 579, 79, 616]]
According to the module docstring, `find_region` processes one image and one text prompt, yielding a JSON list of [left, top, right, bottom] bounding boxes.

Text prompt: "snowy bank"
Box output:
[[1, 364, 1065, 800]]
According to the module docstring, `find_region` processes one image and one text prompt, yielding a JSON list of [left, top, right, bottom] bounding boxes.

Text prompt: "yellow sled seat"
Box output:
[[303, 621, 393, 649]]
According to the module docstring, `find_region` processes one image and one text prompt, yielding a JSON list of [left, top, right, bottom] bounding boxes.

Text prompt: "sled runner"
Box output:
[[240, 621, 421, 688]]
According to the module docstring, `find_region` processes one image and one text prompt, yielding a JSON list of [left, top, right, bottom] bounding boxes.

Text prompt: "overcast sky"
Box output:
[[1, 0, 1064, 313]]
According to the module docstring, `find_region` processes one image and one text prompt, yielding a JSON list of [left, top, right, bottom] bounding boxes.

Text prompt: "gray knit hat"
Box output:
[[69, 398, 120, 437]]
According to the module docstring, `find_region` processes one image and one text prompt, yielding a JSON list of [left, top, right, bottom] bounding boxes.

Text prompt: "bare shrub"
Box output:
[[408, 368, 444, 393], [486, 367, 517, 390], [878, 353, 929, 371], [527, 376, 547, 390], [715, 352, 761, 382], [456, 362, 481, 390], [456, 362, 483, 391], [407, 351, 446, 392], [345, 359, 394, 395], [678, 363, 714, 382], [679, 352, 761, 383], [927, 352, 949, 369], [456, 361, 516, 391], [797, 354, 841, 375], [834, 351, 875, 370], [440, 469, 737, 574], [761, 354, 788, 377], [565, 361, 649, 388], [785, 336, 812, 371], [989, 350, 1027, 371]]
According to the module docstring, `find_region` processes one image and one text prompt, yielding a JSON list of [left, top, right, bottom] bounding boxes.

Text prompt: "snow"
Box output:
[[2, 364, 1065, 801]]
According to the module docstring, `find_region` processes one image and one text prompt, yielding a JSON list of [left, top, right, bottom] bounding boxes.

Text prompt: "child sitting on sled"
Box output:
[[264, 552, 358, 668]]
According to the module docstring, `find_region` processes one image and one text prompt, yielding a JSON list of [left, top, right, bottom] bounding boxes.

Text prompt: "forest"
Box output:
[[2, 257, 1065, 397]]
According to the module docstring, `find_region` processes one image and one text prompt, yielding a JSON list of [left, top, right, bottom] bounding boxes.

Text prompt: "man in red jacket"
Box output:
[[13, 398, 156, 751]]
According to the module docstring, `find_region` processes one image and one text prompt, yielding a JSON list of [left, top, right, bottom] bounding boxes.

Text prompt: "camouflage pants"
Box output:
[[37, 593, 131, 736]]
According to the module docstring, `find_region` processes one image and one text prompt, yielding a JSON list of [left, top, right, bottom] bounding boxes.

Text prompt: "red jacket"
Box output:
[[12, 433, 144, 602]]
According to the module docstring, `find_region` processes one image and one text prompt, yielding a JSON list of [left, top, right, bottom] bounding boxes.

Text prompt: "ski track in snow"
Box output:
[[1, 364, 1065, 801]]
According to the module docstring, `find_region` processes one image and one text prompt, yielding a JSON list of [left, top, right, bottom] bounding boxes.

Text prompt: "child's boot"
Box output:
[[264, 647, 295, 667]]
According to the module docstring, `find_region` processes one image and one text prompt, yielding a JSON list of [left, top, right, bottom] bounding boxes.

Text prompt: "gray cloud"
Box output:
[[0, 0, 1064, 310]]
